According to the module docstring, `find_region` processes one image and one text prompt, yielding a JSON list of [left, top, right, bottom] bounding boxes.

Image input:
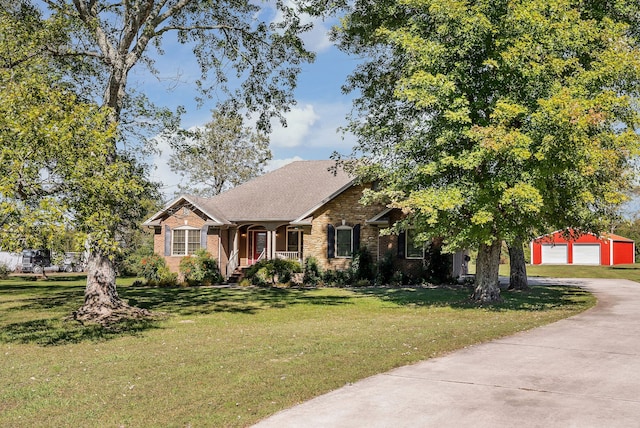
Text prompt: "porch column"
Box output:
[[266, 230, 272, 260], [233, 228, 239, 255], [272, 230, 277, 259]]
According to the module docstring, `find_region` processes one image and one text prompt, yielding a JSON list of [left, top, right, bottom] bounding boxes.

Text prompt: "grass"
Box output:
[[467, 262, 640, 282], [518, 263, 640, 282], [0, 274, 596, 427]]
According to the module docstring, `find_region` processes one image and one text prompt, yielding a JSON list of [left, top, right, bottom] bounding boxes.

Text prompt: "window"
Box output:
[[406, 229, 424, 259], [287, 230, 300, 252], [172, 228, 201, 256], [336, 227, 353, 258]]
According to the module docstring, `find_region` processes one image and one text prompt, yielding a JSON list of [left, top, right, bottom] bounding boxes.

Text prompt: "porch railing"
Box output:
[[275, 251, 300, 261], [256, 248, 266, 263]]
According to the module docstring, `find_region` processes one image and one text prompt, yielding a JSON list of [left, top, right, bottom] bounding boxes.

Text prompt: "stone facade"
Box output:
[[305, 184, 387, 271]]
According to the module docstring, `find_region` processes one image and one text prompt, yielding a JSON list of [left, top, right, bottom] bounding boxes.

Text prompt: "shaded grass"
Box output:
[[0, 276, 595, 427]]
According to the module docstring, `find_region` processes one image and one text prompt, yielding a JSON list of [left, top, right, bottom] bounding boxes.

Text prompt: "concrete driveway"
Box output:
[[254, 278, 640, 427]]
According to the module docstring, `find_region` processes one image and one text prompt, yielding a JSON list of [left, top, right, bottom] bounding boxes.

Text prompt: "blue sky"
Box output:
[[133, 12, 359, 199]]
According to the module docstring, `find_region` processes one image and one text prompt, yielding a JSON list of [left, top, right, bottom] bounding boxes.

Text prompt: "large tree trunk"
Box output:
[[508, 238, 529, 290], [73, 250, 149, 325], [472, 240, 502, 303]]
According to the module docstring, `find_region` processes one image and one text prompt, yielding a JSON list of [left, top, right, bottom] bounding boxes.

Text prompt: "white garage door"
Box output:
[[541, 244, 568, 264], [573, 244, 600, 265]]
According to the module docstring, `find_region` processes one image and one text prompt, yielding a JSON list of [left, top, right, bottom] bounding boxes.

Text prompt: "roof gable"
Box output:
[[532, 229, 634, 243], [145, 161, 356, 225], [195, 160, 354, 222], [143, 195, 229, 226]]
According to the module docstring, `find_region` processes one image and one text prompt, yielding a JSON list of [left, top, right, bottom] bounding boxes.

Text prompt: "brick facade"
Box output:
[[154, 207, 221, 275], [151, 184, 446, 279]]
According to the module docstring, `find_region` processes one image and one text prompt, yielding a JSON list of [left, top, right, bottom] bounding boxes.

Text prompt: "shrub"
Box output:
[[238, 278, 252, 287], [354, 278, 371, 287], [303, 256, 323, 286], [139, 254, 178, 286], [322, 268, 353, 287], [153, 267, 178, 287], [179, 249, 223, 285], [390, 270, 404, 287], [139, 253, 168, 282], [245, 258, 302, 286], [0, 263, 10, 279], [376, 251, 395, 285], [351, 247, 376, 281], [423, 241, 452, 284]]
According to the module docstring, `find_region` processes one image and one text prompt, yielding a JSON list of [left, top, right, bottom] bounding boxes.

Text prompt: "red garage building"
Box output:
[[531, 230, 635, 266]]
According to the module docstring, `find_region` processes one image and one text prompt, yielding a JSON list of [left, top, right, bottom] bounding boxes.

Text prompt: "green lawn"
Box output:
[[480, 262, 640, 282], [1, 274, 595, 427]]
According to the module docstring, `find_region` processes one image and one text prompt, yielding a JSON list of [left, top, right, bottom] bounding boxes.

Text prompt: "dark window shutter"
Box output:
[[353, 224, 361, 252], [327, 224, 335, 259], [200, 226, 208, 249], [164, 225, 172, 256], [397, 231, 406, 259]]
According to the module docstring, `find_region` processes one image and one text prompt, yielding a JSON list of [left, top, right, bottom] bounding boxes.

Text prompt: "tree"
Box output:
[[335, 0, 640, 302], [1, 4, 157, 317], [169, 110, 271, 197], [507, 238, 528, 291], [10, 0, 315, 322]]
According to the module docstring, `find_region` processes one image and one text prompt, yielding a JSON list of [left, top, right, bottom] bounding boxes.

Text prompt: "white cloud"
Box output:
[[268, 0, 336, 53], [301, 19, 334, 53], [269, 101, 355, 153], [266, 156, 305, 171], [270, 104, 320, 148]]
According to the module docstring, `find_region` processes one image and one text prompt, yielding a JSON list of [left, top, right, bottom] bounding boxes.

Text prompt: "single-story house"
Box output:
[[531, 229, 635, 266], [144, 160, 467, 280]]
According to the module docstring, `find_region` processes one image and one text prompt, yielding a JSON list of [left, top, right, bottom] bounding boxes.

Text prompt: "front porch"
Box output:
[[225, 224, 305, 279]]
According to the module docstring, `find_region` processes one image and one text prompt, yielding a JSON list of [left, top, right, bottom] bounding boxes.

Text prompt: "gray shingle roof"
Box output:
[[194, 160, 354, 223]]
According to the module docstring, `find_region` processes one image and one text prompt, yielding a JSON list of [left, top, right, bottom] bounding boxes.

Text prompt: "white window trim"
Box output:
[[172, 226, 200, 256], [335, 225, 354, 258], [406, 229, 425, 260]]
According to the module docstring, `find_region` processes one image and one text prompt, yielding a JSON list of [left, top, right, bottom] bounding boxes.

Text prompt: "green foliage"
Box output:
[[139, 254, 177, 286], [37, 1, 316, 135], [376, 251, 395, 285], [245, 259, 302, 286], [351, 247, 376, 281], [303, 256, 323, 286], [179, 249, 223, 285], [117, 232, 155, 277], [3, 0, 320, 314], [336, 0, 640, 299], [169, 110, 272, 197], [0, 6, 159, 259], [139, 254, 166, 282], [322, 269, 354, 287], [423, 242, 452, 285], [0, 264, 10, 279]]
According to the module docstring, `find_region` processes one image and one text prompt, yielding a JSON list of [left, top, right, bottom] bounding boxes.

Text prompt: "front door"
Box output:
[[253, 231, 267, 262]]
